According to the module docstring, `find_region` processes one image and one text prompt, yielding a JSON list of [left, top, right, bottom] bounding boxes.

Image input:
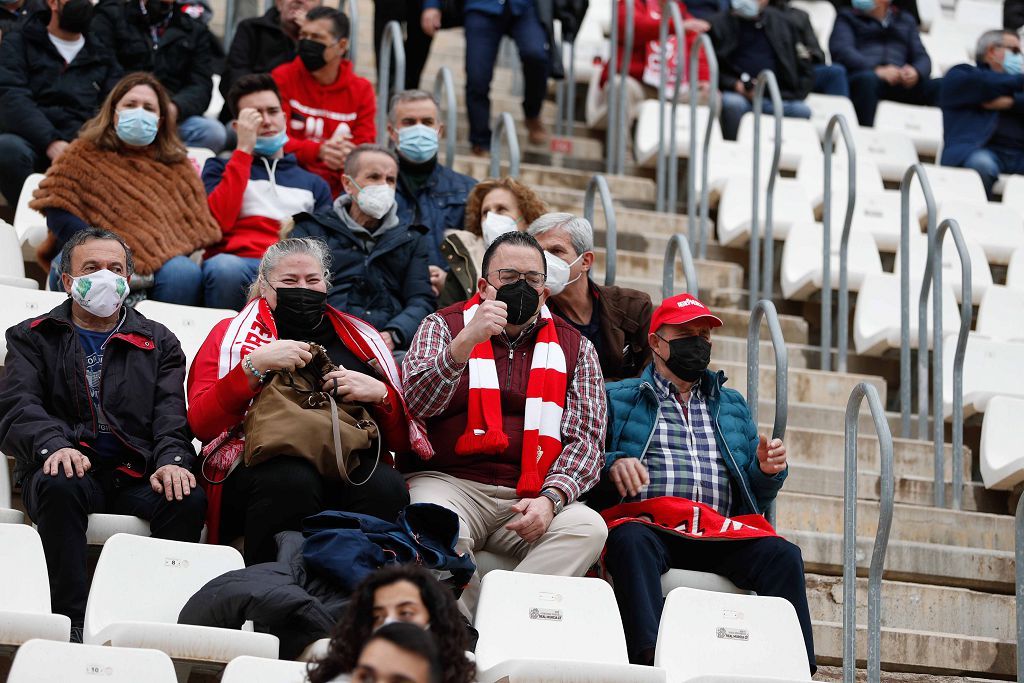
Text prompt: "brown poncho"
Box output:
[[30, 139, 222, 275]]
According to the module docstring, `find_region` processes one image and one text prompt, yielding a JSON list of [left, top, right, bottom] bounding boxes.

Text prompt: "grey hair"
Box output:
[[388, 89, 440, 125], [976, 29, 1015, 63], [527, 212, 595, 256], [343, 143, 399, 178], [247, 237, 332, 300]]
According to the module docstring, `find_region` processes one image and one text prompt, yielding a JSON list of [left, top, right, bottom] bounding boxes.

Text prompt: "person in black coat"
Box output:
[[1006, 0, 1024, 30], [0, 0, 44, 40], [772, 0, 849, 96]]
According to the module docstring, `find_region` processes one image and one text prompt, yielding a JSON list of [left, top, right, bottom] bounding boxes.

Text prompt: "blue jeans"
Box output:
[[962, 146, 1024, 199], [0, 133, 45, 205], [813, 63, 850, 98], [202, 253, 261, 310], [720, 91, 812, 140], [847, 70, 943, 126], [177, 115, 227, 153], [464, 5, 550, 149], [49, 253, 203, 306]]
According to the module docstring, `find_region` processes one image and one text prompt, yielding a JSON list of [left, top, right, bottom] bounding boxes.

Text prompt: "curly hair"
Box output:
[[464, 177, 549, 237], [306, 565, 476, 683]]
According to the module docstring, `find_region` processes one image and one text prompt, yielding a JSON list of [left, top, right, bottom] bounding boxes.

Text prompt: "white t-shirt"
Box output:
[[48, 32, 85, 64]]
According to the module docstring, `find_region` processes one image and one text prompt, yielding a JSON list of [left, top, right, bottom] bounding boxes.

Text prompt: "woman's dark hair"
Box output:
[[307, 565, 475, 683], [355, 622, 442, 683]]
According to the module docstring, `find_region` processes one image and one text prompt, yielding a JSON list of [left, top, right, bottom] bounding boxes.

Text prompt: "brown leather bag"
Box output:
[[242, 343, 380, 485]]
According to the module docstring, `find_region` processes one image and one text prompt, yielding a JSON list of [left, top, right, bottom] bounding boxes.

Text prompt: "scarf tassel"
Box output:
[[454, 429, 509, 456]]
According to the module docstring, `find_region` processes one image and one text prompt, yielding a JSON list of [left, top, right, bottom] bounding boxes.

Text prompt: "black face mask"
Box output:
[[658, 335, 712, 382], [298, 39, 328, 72], [273, 286, 327, 331], [145, 0, 172, 24], [57, 0, 94, 34], [495, 279, 541, 326]]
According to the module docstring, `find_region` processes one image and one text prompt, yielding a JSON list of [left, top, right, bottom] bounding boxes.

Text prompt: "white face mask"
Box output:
[[351, 180, 396, 220], [69, 269, 130, 318], [544, 251, 584, 296], [482, 212, 519, 246]]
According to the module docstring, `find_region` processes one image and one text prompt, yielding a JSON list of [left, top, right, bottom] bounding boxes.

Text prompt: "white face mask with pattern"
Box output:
[[69, 269, 130, 318]]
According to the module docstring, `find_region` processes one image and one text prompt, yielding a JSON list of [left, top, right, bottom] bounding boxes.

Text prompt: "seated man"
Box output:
[[829, 0, 940, 126], [774, 0, 849, 96], [272, 6, 375, 196], [0, 228, 206, 640], [709, 0, 814, 140], [202, 73, 333, 310], [399, 230, 608, 608], [597, 293, 814, 673], [290, 144, 435, 352], [528, 212, 652, 381], [940, 30, 1024, 199]]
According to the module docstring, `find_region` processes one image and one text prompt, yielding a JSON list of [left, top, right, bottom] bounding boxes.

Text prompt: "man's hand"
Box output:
[[429, 265, 447, 297], [450, 299, 507, 363], [322, 368, 389, 403], [247, 340, 313, 373], [421, 8, 441, 36], [46, 140, 70, 161], [683, 18, 710, 33], [609, 457, 649, 497], [505, 496, 555, 542], [756, 435, 787, 475], [235, 107, 263, 154], [874, 64, 901, 85], [899, 65, 919, 88], [43, 447, 90, 478], [380, 331, 396, 352], [150, 464, 196, 501], [983, 95, 1015, 110], [319, 138, 348, 170]]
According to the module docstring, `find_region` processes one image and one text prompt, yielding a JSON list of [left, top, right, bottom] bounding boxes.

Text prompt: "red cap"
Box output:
[[650, 293, 724, 334]]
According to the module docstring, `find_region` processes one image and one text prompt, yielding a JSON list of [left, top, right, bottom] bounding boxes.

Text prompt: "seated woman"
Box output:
[[187, 237, 431, 565], [30, 72, 221, 306], [431, 177, 548, 308]]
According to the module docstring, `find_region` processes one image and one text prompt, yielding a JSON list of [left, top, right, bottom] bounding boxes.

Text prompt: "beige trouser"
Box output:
[[406, 470, 608, 614]]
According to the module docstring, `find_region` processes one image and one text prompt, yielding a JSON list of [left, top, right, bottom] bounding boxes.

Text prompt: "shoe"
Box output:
[[70, 626, 84, 643], [471, 145, 489, 158], [525, 117, 548, 145]]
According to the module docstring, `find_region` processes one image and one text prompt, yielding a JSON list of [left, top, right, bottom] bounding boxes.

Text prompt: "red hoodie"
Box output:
[[271, 57, 377, 196], [601, 0, 710, 87]]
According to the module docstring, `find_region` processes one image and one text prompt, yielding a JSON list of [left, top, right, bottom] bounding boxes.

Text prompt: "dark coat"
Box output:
[[0, 300, 196, 486], [828, 7, 931, 76], [535, 0, 589, 79], [939, 63, 1024, 167], [0, 0, 43, 39], [395, 160, 477, 267], [780, 4, 828, 64], [219, 6, 296, 119], [1007, 0, 1024, 30], [0, 10, 122, 153]]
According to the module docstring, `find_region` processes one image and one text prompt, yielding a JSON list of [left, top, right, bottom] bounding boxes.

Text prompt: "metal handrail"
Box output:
[[662, 234, 698, 299], [1016, 492, 1024, 682], [687, 34, 718, 259], [432, 67, 457, 168], [555, 39, 577, 138], [654, 1, 687, 213], [584, 175, 616, 286], [821, 115, 856, 372], [346, 0, 359, 66], [843, 382, 895, 683], [748, 70, 783, 310], [605, 0, 633, 175], [376, 21, 405, 146], [747, 299, 788, 527], [489, 112, 521, 178]]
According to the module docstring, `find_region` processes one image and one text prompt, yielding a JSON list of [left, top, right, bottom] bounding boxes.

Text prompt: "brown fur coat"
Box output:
[[30, 139, 222, 275]]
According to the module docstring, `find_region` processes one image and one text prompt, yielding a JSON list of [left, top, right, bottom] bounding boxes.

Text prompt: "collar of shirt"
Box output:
[[652, 367, 703, 404]]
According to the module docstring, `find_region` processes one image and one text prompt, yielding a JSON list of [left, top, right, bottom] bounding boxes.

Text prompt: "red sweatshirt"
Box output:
[[271, 57, 377, 196], [601, 0, 710, 87]]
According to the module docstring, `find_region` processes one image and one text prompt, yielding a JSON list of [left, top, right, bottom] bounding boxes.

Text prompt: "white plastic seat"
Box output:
[[842, 189, 904, 252], [909, 164, 988, 220], [874, 101, 943, 157], [736, 114, 823, 172], [805, 94, 858, 139], [84, 533, 279, 664], [937, 198, 1024, 264], [1, 453, 25, 524], [788, 0, 836, 55], [186, 146, 216, 175], [952, 0, 1002, 32], [0, 221, 39, 290], [780, 222, 883, 300], [942, 332, 1024, 417], [715, 176, 814, 246], [298, 637, 331, 663], [222, 655, 310, 682], [205, 74, 225, 120], [892, 232, 992, 304], [851, 126, 920, 183], [852, 271, 960, 356], [998, 174, 1024, 221], [654, 587, 811, 682], [980, 395, 1024, 490], [916, 0, 941, 30], [928, 16, 985, 62], [976, 285, 1024, 342], [474, 570, 666, 682], [919, 28, 971, 78], [796, 148, 884, 213], [1008, 247, 1024, 289], [134, 300, 234, 375], [13, 172, 48, 262], [0, 284, 70, 365], [8, 639, 177, 682], [634, 99, 724, 168], [0, 525, 71, 648]]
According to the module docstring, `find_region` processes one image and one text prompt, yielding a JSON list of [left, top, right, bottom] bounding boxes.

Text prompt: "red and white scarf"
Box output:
[[455, 293, 567, 496]]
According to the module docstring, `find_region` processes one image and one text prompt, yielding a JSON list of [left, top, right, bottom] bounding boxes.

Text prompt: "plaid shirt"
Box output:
[[631, 369, 733, 515], [402, 312, 607, 504]]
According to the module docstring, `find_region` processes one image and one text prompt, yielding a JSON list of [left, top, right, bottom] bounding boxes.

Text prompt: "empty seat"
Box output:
[[928, 17, 984, 63], [1008, 247, 1024, 288], [474, 570, 666, 682], [222, 655, 311, 683], [715, 176, 815, 247], [976, 285, 1024, 342], [942, 332, 1024, 417], [634, 99, 724, 168], [980, 395, 1024, 490], [7, 639, 176, 683], [186, 147, 216, 175], [853, 271, 960, 356], [851, 126, 920, 183], [13, 173, 48, 262], [0, 524, 72, 648], [84, 533, 278, 665], [909, 164, 988, 220], [874, 101, 943, 157], [952, 0, 1002, 33], [892, 232, 992, 304], [915, 0, 942, 30], [780, 222, 883, 300], [788, 0, 836, 55], [805, 94, 858, 140], [134, 300, 233, 375], [736, 114, 823, 172], [847, 189, 904, 252], [796, 148, 884, 213], [998, 174, 1024, 220], [0, 284, 70, 365], [205, 74, 225, 120], [654, 587, 811, 682], [1, 453, 24, 524], [937, 198, 1024, 264], [0, 221, 39, 290]]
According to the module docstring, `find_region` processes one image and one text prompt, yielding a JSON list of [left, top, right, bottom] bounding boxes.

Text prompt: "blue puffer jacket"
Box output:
[[939, 64, 1024, 167], [395, 161, 477, 267], [828, 8, 930, 77], [604, 365, 785, 516]]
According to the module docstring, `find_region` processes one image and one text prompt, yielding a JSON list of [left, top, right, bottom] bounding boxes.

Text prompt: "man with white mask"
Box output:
[[0, 228, 206, 642], [529, 213, 652, 381]]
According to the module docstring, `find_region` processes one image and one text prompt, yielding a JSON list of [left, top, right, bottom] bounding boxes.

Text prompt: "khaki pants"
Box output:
[[406, 471, 608, 614]]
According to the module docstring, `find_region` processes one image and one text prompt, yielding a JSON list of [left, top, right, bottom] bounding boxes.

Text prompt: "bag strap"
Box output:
[[328, 397, 381, 487]]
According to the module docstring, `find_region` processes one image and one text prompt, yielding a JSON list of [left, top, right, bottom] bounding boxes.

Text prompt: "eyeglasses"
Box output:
[[997, 43, 1022, 54], [486, 268, 546, 288]]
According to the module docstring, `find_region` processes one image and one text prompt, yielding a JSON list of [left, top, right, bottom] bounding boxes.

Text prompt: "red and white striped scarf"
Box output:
[[455, 293, 567, 496]]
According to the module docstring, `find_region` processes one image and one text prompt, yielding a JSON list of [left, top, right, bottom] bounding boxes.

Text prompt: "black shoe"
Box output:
[[70, 626, 84, 644]]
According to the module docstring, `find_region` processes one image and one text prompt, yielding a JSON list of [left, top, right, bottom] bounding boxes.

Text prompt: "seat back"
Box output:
[[942, 332, 1024, 417], [8, 640, 177, 683], [804, 94, 858, 139], [186, 147, 216, 175], [654, 587, 811, 681], [222, 655, 311, 682], [12, 173, 47, 249], [977, 285, 1024, 342], [0, 221, 27, 279], [937, 198, 1024, 264], [1, 450, 12, 509], [893, 232, 992, 304], [1008, 247, 1024, 289], [0, 284, 71, 365], [851, 126, 920, 182], [874, 102, 943, 156], [134, 300, 233, 373], [980, 395, 1024, 490], [474, 570, 631, 670], [0, 525, 55, 614]]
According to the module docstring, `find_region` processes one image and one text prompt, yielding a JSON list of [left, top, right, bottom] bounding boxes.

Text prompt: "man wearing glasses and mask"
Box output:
[[400, 230, 608, 611]]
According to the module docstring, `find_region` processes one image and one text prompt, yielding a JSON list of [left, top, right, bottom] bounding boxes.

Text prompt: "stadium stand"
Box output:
[[7, 640, 176, 683], [0, 525, 71, 651]]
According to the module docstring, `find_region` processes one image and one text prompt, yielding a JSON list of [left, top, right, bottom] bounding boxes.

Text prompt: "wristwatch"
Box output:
[[540, 488, 565, 516]]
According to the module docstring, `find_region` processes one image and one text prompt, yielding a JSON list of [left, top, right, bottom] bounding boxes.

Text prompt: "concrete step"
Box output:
[[714, 308, 810, 345], [813, 666, 1003, 682], [714, 361, 888, 410], [592, 252, 743, 293]]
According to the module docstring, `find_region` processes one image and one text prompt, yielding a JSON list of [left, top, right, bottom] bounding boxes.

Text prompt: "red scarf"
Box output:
[[602, 497, 778, 541]]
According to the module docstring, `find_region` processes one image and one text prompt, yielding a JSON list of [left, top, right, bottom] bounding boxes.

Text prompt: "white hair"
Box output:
[[527, 212, 594, 256], [248, 237, 332, 300]]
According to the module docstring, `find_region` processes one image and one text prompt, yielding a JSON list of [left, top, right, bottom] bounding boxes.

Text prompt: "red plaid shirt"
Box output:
[[402, 312, 607, 504]]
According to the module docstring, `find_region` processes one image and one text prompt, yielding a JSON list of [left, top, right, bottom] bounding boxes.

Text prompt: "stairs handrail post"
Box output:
[[489, 112, 521, 179], [687, 34, 718, 259], [747, 299, 789, 528], [751, 70, 783, 307], [821, 114, 856, 372], [432, 67, 457, 168], [585, 175, 617, 286], [376, 21, 406, 146]]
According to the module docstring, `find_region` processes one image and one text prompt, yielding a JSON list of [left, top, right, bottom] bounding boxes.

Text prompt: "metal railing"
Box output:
[[748, 70, 783, 310], [346, 0, 359, 66], [654, 1, 687, 214], [489, 112, 521, 178], [1016, 492, 1024, 683], [584, 175, 616, 286], [555, 39, 577, 138], [376, 21, 405, 146], [821, 114, 856, 373], [687, 34, 718, 259], [662, 234, 698, 299], [433, 67, 457, 168], [843, 382, 895, 683], [604, 0, 633, 176]]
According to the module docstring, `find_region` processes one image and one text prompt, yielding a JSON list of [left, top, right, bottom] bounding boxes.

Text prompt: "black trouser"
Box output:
[[22, 466, 208, 626], [374, 0, 433, 91], [603, 521, 816, 675], [221, 456, 410, 565]]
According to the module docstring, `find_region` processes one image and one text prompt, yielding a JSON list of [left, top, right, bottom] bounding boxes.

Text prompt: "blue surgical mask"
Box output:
[[397, 124, 440, 164], [731, 0, 760, 18], [253, 130, 288, 156], [1004, 50, 1023, 75], [851, 0, 876, 10], [116, 107, 159, 147]]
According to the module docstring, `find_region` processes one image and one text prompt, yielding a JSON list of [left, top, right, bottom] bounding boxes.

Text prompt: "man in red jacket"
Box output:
[[271, 6, 376, 196]]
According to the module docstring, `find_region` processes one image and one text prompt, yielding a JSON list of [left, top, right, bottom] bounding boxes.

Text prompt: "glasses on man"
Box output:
[[998, 43, 1023, 54], [486, 268, 546, 288]]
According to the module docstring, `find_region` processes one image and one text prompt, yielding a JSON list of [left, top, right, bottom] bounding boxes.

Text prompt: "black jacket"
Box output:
[[535, 0, 589, 80], [0, 0, 44, 39], [219, 6, 295, 114], [0, 300, 196, 486], [1007, 0, 1024, 30], [0, 11, 122, 153], [779, 4, 827, 65], [708, 6, 814, 101]]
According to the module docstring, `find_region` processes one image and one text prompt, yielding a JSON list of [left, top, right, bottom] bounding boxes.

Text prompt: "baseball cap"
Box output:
[[649, 293, 724, 334]]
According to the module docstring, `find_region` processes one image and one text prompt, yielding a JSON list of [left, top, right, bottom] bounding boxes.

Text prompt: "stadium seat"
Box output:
[[654, 587, 811, 682], [846, 189, 905, 252], [0, 524, 72, 649], [789, 0, 836, 57], [221, 655, 310, 682], [186, 147, 216, 175], [910, 164, 988, 220], [84, 533, 279, 665], [1008, 247, 1024, 288], [937, 198, 1024, 264], [715, 176, 815, 247], [851, 126, 920, 183], [1, 454, 25, 524], [736, 114, 823, 172], [976, 285, 1024, 342], [796, 148, 884, 213], [84, 514, 153, 546], [780, 222, 883, 300], [952, 0, 1002, 33], [928, 16, 985, 62], [0, 221, 40, 289], [298, 637, 330, 663], [13, 173, 48, 262], [660, 570, 747, 596], [915, 0, 941, 30], [852, 272, 960, 356], [134, 300, 234, 375], [205, 74, 225, 120], [873, 101, 943, 157], [892, 232, 992, 305], [942, 332, 1024, 417], [571, 9, 610, 84], [805, 94, 858, 139], [919, 24, 972, 77], [634, 99, 724, 168], [473, 570, 667, 682], [0, 284, 70, 365], [979, 395, 1024, 490], [7, 639, 176, 683], [998, 174, 1024, 220]]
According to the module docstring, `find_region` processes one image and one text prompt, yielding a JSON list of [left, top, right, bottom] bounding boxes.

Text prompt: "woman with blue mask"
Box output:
[[29, 72, 220, 306]]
